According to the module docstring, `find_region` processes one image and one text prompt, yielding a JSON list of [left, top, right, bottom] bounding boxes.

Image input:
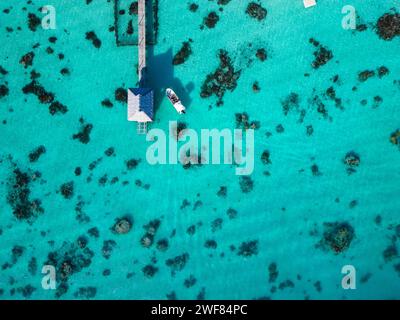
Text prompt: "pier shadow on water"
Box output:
[[141, 47, 194, 114]]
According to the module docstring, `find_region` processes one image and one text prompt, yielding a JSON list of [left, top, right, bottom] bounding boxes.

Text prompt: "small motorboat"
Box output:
[[166, 88, 186, 114]]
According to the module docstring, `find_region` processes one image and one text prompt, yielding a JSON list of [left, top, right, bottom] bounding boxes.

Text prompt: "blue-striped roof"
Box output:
[[129, 88, 154, 120]]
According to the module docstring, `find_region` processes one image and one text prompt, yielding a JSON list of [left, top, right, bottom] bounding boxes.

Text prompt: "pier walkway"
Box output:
[[138, 0, 146, 81]]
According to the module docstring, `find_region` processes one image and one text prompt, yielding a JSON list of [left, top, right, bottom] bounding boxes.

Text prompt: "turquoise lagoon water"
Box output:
[[0, 0, 399, 299]]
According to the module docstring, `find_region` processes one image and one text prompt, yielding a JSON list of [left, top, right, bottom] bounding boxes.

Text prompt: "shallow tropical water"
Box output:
[[0, 0, 399, 300]]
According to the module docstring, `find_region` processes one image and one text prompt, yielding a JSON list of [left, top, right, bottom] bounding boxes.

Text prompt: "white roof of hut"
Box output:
[[127, 88, 154, 123]]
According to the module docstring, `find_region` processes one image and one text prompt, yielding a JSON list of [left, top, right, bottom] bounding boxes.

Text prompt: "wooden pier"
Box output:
[[138, 0, 146, 81]]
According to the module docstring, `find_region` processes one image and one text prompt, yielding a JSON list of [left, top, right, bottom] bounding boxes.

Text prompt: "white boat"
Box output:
[[166, 88, 186, 114], [303, 0, 316, 8]]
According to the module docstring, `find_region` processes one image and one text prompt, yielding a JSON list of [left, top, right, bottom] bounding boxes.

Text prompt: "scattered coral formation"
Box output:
[[6, 164, 44, 223], [203, 12, 219, 29], [376, 13, 400, 40], [85, 31, 102, 48], [20, 52, 35, 68], [60, 181, 74, 199], [46, 239, 94, 298], [320, 222, 355, 254], [115, 87, 127, 102], [112, 217, 132, 234], [72, 118, 93, 144], [166, 253, 189, 275], [237, 240, 258, 256], [140, 219, 161, 248], [28, 146, 46, 163], [239, 176, 254, 193], [27, 13, 41, 32], [235, 112, 260, 130], [390, 129, 400, 147], [268, 263, 279, 283], [172, 40, 193, 65], [309, 38, 333, 69], [246, 2, 267, 21], [343, 151, 360, 174], [200, 50, 241, 105]]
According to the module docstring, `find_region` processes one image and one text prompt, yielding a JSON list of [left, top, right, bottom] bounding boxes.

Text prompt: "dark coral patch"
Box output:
[[311, 164, 321, 176], [376, 13, 400, 41], [104, 147, 115, 156], [358, 70, 375, 82], [235, 112, 260, 130], [20, 52, 35, 68], [227, 208, 237, 219], [256, 48, 267, 61], [60, 181, 74, 199], [46, 239, 94, 298], [22, 80, 54, 104], [186, 225, 196, 235], [390, 129, 400, 147], [217, 186, 227, 197], [281, 92, 305, 122], [101, 98, 113, 108], [306, 125, 314, 136], [278, 280, 294, 290], [383, 244, 398, 262], [203, 12, 219, 29], [0, 84, 9, 99], [60, 68, 70, 76], [184, 275, 197, 288], [0, 65, 8, 75], [261, 150, 271, 165], [126, 158, 140, 170], [28, 145, 46, 163], [49, 101, 68, 115], [72, 118, 93, 144], [87, 227, 99, 238], [102, 240, 117, 259], [28, 257, 37, 275], [320, 222, 355, 254], [246, 2, 267, 21], [211, 218, 223, 232], [252, 81, 260, 93], [189, 3, 199, 12], [112, 216, 132, 234], [237, 240, 258, 257], [378, 66, 389, 78], [142, 264, 158, 278], [6, 166, 44, 222], [173, 40, 193, 65], [11, 245, 25, 264], [85, 31, 102, 48], [239, 176, 254, 193], [28, 13, 41, 31], [200, 50, 241, 105], [129, 2, 138, 15], [197, 287, 206, 299], [309, 39, 333, 69], [268, 263, 279, 283], [17, 285, 36, 298], [156, 238, 169, 252], [343, 151, 360, 174], [115, 87, 127, 102], [166, 253, 189, 274], [140, 219, 161, 248], [204, 240, 217, 249]]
